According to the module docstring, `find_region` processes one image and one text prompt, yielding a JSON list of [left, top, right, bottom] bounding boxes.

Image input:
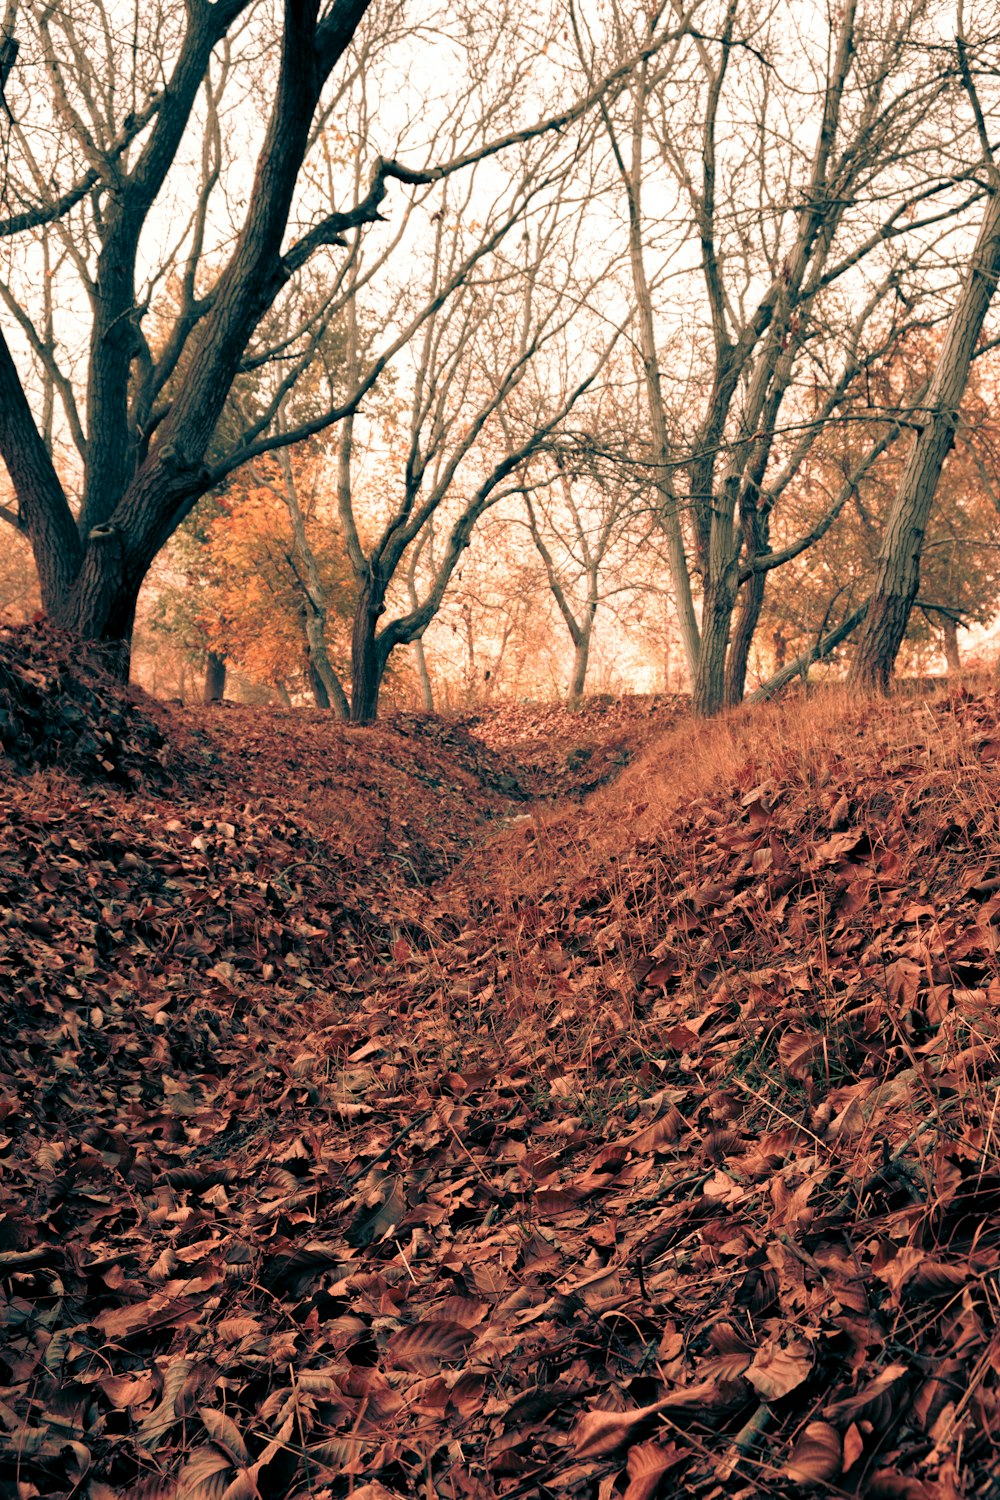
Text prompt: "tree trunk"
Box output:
[[692, 493, 740, 716], [46, 523, 140, 679], [693, 587, 730, 716], [724, 570, 766, 708], [304, 612, 350, 718], [350, 581, 387, 724], [850, 187, 1000, 693], [203, 651, 226, 703], [567, 619, 593, 708], [308, 657, 331, 709], [413, 638, 434, 711], [941, 614, 962, 673]]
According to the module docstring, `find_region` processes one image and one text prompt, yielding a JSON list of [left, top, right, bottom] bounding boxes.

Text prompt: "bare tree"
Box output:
[[0, 0, 679, 672], [333, 178, 623, 721], [850, 22, 1000, 690], [576, 0, 984, 714], [521, 380, 650, 705]]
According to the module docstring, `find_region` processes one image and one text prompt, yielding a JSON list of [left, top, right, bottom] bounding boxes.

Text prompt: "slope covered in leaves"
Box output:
[[2, 641, 1000, 1498], [461, 695, 688, 800]]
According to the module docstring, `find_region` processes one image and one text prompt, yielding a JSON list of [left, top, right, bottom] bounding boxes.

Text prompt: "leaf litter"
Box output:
[[1, 627, 999, 1497]]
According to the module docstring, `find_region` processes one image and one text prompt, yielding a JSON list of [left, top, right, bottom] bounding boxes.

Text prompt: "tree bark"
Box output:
[[413, 638, 434, 711], [350, 579, 387, 723], [307, 656, 331, 708], [203, 650, 227, 703], [567, 619, 593, 709], [849, 185, 1000, 692], [724, 569, 767, 708], [691, 478, 740, 716], [941, 614, 962, 673], [304, 611, 350, 718]]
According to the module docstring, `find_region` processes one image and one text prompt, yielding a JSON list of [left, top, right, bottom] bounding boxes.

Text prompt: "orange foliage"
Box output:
[[197, 459, 354, 691]]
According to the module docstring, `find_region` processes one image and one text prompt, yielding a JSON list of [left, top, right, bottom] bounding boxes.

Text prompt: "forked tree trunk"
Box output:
[[850, 187, 1000, 692], [203, 651, 227, 703]]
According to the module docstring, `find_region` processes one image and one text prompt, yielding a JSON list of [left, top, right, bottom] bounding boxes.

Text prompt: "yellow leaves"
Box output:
[[193, 473, 354, 689]]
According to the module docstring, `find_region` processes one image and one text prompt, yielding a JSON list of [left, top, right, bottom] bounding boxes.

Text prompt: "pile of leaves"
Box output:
[[4, 660, 1000, 1497], [187, 704, 525, 886], [0, 625, 190, 787], [462, 695, 688, 799]]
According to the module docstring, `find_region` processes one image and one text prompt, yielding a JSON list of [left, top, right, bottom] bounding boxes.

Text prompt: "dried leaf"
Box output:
[[746, 1338, 813, 1401], [623, 1440, 685, 1499], [785, 1421, 842, 1483], [385, 1319, 474, 1373]]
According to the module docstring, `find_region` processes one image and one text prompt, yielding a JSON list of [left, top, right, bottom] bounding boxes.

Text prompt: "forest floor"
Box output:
[[2, 626, 1000, 1500]]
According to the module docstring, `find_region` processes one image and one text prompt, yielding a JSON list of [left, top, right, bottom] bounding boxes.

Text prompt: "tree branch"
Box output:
[[747, 600, 870, 704]]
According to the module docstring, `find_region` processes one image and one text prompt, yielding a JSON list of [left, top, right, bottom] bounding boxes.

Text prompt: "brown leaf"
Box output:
[[746, 1338, 813, 1401], [623, 1440, 685, 1499], [785, 1421, 842, 1483], [573, 1379, 743, 1459], [824, 1364, 909, 1430], [198, 1407, 249, 1464], [842, 1421, 865, 1474], [777, 1029, 825, 1081], [385, 1319, 474, 1373]]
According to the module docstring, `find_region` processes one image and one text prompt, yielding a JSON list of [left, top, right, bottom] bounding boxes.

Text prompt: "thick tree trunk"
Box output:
[[203, 651, 227, 703], [850, 188, 1000, 693], [350, 582, 387, 724], [693, 588, 730, 716], [46, 529, 140, 680], [941, 615, 962, 673], [724, 570, 766, 708]]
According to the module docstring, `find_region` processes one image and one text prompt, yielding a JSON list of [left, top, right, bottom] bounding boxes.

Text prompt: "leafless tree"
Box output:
[[0, 0, 680, 673], [850, 16, 1000, 690], [576, 0, 986, 714], [333, 178, 623, 721], [521, 375, 651, 705]]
